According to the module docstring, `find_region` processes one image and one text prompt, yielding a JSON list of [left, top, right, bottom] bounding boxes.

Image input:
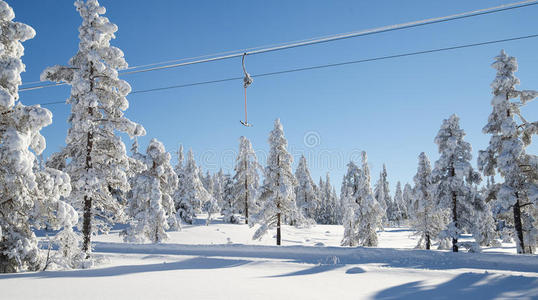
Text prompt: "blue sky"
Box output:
[[12, 0, 538, 193]]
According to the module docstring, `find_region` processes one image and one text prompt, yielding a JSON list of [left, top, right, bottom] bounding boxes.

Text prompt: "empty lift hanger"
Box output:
[[240, 53, 253, 127]]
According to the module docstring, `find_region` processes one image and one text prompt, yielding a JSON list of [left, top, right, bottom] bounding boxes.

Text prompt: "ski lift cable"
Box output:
[[36, 33, 538, 107], [19, 0, 538, 91]]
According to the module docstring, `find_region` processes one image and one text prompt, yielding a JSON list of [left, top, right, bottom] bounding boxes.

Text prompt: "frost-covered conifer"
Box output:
[[221, 174, 240, 223], [0, 1, 77, 272], [174, 149, 211, 224], [122, 139, 178, 243], [173, 145, 195, 224], [432, 114, 481, 252], [232, 136, 260, 224], [472, 186, 500, 247], [252, 119, 302, 245], [411, 153, 445, 249], [374, 164, 391, 225], [391, 181, 405, 225], [316, 174, 340, 225], [355, 152, 383, 246], [294, 155, 319, 219], [478, 50, 538, 254], [403, 183, 414, 220], [41, 0, 145, 257], [340, 162, 361, 246]]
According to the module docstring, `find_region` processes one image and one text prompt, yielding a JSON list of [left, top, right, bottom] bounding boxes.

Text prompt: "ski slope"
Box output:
[[1, 216, 537, 300]]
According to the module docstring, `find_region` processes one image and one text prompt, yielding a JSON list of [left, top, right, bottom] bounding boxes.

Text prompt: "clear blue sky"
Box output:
[[12, 0, 538, 193]]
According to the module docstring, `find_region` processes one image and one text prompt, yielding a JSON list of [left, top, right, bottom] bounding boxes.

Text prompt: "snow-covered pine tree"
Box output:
[[41, 0, 145, 258], [391, 181, 405, 225], [173, 145, 195, 224], [212, 170, 225, 210], [316, 173, 340, 225], [232, 136, 260, 224], [478, 50, 538, 254], [403, 183, 414, 220], [340, 161, 361, 246], [124, 139, 178, 243], [221, 173, 240, 223], [0, 1, 77, 272], [174, 149, 211, 224], [374, 164, 391, 225], [411, 152, 446, 250], [252, 119, 302, 245], [294, 155, 319, 220], [472, 185, 500, 247], [355, 152, 383, 246], [431, 114, 481, 252]]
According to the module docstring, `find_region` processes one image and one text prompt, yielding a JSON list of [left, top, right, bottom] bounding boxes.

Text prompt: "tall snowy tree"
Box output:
[[374, 164, 391, 225], [174, 149, 211, 224], [41, 0, 145, 258], [173, 145, 194, 224], [478, 50, 538, 254], [232, 136, 260, 224], [0, 1, 77, 272], [221, 173, 240, 223], [252, 119, 302, 245], [341, 162, 361, 246], [411, 152, 446, 250], [391, 181, 405, 225], [403, 183, 414, 220], [122, 139, 178, 243], [355, 152, 383, 246], [431, 114, 481, 252], [294, 155, 319, 219], [316, 174, 340, 225]]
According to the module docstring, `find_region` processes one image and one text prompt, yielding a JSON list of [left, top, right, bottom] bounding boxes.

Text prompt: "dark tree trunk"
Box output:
[[513, 195, 525, 254], [82, 64, 95, 258], [276, 212, 281, 246], [450, 165, 458, 253], [452, 191, 458, 252], [244, 171, 248, 224], [425, 234, 431, 250]]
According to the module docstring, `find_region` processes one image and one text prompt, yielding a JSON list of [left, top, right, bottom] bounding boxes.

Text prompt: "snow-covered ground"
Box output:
[[1, 216, 537, 300]]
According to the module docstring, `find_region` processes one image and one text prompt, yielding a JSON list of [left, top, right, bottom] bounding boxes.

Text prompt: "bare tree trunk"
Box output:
[[425, 233, 431, 250], [276, 212, 281, 246], [244, 168, 248, 225], [450, 165, 458, 253], [82, 64, 94, 258], [513, 195, 525, 254]]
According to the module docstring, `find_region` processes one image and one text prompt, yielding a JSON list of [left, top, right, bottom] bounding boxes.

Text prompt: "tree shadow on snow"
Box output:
[[267, 264, 344, 277], [373, 272, 538, 300], [0, 257, 250, 279]]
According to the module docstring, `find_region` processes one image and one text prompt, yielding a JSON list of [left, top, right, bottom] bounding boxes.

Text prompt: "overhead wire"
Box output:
[[19, 0, 538, 92], [36, 33, 538, 107]]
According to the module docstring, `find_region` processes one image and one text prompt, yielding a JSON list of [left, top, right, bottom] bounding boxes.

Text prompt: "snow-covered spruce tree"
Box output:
[[340, 161, 361, 246], [478, 50, 538, 254], [122, 139, 178, 243], [232, 136, 260, 224], [374, 164, 391, 225], [316, 174, 340, 225], [294, 155, 319, 220], [41, 0, 145, 258], [173, 145, 195, 224], [403, 183, 414, 221], [431, 114, 481, 252], [174, 149, 211, 224], [221, 173, 241, 223], [411, 152, 445, 249], [212, 170, 225, 211], [391, 181, 405, 225], [0, 1, 77, 272], [472, 185, 500, 247], [252, 119, 303, 245], [355, 152, 383, 246]]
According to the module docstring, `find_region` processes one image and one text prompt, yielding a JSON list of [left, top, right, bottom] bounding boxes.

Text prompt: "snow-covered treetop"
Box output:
[[41, 0, 145, 138], [490, 50, 520, 97], [0, 0, 35, 109]]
